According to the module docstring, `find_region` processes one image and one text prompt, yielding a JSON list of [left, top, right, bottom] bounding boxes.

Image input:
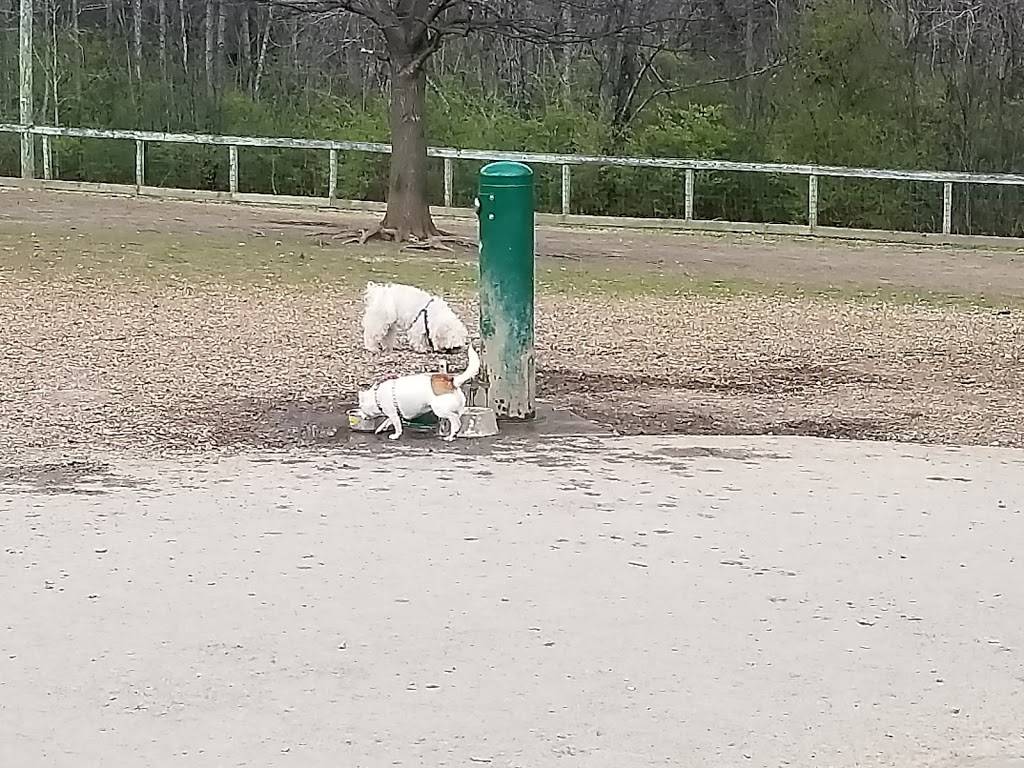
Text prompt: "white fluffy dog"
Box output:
[[358, 345, 480, 441], [362, 281, 469, 354]]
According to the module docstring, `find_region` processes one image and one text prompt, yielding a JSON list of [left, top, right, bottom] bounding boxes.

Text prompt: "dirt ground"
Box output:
[[1, 187, 1022, 456], [6, 186, 1024, 296]]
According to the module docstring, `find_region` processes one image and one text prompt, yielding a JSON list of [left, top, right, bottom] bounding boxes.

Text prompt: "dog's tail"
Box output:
[[454, 344, 481, 388]]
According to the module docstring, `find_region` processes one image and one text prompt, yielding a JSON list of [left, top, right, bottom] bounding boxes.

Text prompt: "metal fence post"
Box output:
[[135, 139, 145, 192], [560, 164, 571, 217], [942, 182, 953, 235], [443, 157, 453, 207], [476, 161, 536, 420], [229, 145, 239, 194], [328, 149, 338, 200], [41, 135, 52, 180], [684, 168, 695, 220], [808, 173, 819, 229]]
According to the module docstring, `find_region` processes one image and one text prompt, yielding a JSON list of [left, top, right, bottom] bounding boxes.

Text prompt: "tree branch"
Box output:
[[262, 0, 390, 29], [407, 0, 459, 50], [625, 59, 786, 127]]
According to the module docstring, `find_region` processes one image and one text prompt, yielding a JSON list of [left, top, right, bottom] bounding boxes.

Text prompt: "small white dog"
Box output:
[[362, 281, 469, 354], [357, 345, 480, 441]]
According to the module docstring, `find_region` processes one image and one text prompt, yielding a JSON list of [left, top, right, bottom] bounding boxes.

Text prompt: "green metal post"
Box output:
[[476, 161, 535, 420]]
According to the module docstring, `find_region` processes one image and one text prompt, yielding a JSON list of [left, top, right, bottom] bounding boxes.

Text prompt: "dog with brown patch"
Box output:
[[357, 345, 480, 441]]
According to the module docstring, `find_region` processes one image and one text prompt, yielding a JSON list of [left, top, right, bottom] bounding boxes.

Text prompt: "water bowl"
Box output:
[[347, 409, 384, 433], [439, 407, 500, 439]]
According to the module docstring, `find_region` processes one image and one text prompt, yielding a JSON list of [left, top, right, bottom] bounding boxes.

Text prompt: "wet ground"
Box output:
[[2, 434, 1023, 767]]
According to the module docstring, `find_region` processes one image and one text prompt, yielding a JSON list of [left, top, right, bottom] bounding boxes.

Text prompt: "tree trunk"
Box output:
[[291, 17, 300, 85], [380, 62, 439, 240], [743, 6, 756, 121], [343, 16, 362, 93], [600, 0, 635, 131], [178, 0, 189, 76], [216, 0, 226, 89], [132, 0, 142, 85], [559, 0, 573, 100], [240, 7, 252, 90], [50, 0, 59, 129], [41, 0, 51, 127], [72, 0, 82, 123], [253, 5, 273, 99], [158, 0, 168, 84], [204, 0, 215, 98]]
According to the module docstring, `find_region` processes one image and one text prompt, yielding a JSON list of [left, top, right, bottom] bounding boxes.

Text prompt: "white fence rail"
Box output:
[[4, 122, 1024, 242]]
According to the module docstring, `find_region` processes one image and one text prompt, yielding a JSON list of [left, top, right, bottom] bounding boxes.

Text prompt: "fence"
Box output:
[[3, 122, 1024, 245]]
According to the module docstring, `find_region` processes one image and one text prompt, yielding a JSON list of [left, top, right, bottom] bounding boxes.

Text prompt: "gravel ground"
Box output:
[[1, 276, 1021, 456], [1, 189, 1022, 456]]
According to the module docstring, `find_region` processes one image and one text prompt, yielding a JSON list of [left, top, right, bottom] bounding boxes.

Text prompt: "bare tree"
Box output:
[[204, 0, 215, 97], [158, 0, 169, 84], [262, 0, 685, 245], [132, 0, 143, 85], [253, 3, 273, 98], [178, 0, 190, 76], [216, 0, 227, 87]]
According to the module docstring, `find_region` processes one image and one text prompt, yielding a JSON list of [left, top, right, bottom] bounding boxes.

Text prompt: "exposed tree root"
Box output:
[[310, 225, 474, 251], [401, 234, 474, 252]]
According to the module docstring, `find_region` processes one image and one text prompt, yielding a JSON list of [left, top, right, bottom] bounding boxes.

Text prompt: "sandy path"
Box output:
[[2, 435, 1022, 767]]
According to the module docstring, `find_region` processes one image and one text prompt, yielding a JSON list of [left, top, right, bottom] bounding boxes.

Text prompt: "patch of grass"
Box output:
[[538, 259, 1019, 308], [0, 224, 475, 290], [0, 221, 1015, 309]]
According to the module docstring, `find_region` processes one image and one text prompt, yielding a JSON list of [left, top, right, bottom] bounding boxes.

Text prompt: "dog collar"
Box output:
[[409, 298, 436, 352]]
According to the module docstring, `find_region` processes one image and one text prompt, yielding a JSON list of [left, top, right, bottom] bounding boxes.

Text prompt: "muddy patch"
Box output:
[[0, 461, 149, 495], [180, 393, 905, 454], [651, 446, 791, 461], [539, 364, 893, 396]]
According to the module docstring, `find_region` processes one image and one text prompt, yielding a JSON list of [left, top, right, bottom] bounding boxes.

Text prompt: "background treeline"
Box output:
[[2, 0, 1024, 235]]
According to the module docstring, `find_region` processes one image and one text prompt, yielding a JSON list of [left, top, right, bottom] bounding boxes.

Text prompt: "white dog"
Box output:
[[362, 281, 469, 354], [357, 345, 480, 441]]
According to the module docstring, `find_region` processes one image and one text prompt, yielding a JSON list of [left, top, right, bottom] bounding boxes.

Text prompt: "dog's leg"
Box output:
[[374, 414, 402, 439], [441, 412, 462, 442], [387, 416, 404, 440], [382, 325, 398, 351], [363, 321, 386, 352], [406, 326, 429, 354], [363, 292, 397, 350]]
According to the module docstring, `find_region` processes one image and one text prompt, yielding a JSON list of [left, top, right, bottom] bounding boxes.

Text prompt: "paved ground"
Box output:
[[2, 433, 1022, 767]]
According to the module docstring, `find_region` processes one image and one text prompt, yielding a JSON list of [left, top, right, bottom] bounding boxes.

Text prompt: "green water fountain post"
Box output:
[[474, 161, 536, 420]]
